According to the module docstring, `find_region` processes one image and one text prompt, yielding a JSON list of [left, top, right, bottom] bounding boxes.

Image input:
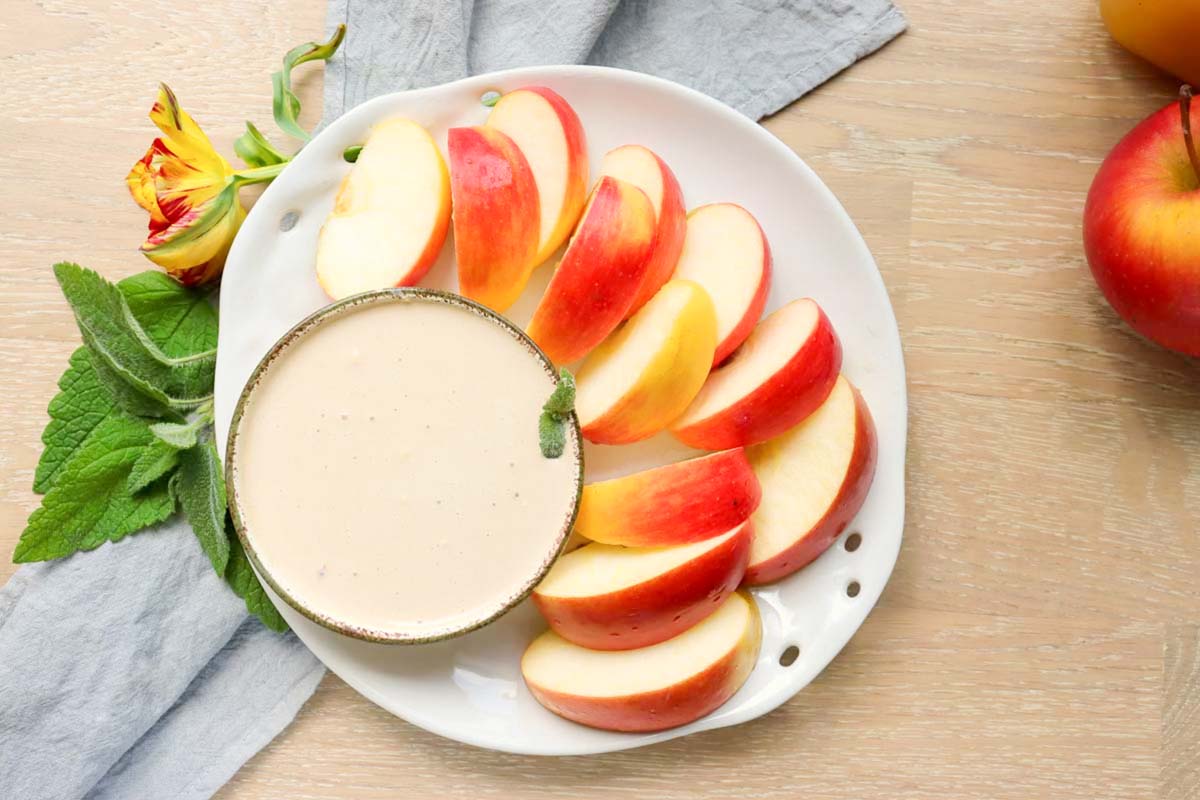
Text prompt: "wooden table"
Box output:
[[2, 1, 1198, 797]]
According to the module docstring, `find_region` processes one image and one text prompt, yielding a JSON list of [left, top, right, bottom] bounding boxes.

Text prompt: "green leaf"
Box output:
[[542, 368, 576, 416], [32, 271, 215, 493], [117, 271, 218, 357], [54, 263, 216, 415], [538, 411, 566, 459], [15, 415, 176, 562], [172, 441, 229, 575], [273, 24, 346, 142], [149, 420, 199, 449], [225, 519, 288, 632], [342, 144, 362, 163], [33, 348, 118, 493], [128, 438, 181, 494], [234, 121, 289, 168], [481, 90, 502, 108]]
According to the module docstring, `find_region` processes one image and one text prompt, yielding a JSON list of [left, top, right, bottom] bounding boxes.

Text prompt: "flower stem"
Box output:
[[1181, 85, 1200, 187], [231, 162, 288, 187]]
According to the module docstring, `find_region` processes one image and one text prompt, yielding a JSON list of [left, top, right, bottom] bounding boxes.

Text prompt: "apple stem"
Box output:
[[1182, 85, 1200, 186]]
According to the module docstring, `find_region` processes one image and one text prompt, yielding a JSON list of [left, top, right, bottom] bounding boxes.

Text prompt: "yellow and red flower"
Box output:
[[126, 85, 246, 286]]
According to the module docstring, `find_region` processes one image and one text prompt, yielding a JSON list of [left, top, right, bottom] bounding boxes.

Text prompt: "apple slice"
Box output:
[[522, 590, 761, 732], [599, 145, 686, 316], [673, 203, 772, 365], [672, 298, 842, 450], [533, 520, 751, 650], [526, 177, 655, 364], [744, 375, 878, 585], [576, 449, 761, 547], [575, 279, 717, 445], [487, 86, 588, 265], [447, 125, 540, 311], [316, 118, 451, 300]]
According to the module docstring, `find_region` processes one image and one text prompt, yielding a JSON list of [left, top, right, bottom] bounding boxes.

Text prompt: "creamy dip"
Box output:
[[229, 293, 581, 641]]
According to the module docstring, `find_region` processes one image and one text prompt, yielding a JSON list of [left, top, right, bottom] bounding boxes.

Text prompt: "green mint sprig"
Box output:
[[539, 369, 576, 459], [15, 264, 286, 632]]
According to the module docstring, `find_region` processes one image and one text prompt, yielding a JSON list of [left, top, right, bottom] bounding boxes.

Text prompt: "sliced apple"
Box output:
[[447, 125, 540, 311], [522, 590, 761, 732], [744, 376, 878, 585], [526, 177, 655, 364], [599, 145, 686, 316], [575, 279, 717, 445], [534, 521, 751, 651], [486, 86, 588, 265], [576, 449, 760, 547], [672, 298, 842, 450], [316, 118, 451, 300], [673, 203, 772, 365]]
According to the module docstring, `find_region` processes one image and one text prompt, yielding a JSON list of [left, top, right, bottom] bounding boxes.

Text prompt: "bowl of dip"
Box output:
[[225, 288, 583, 644]]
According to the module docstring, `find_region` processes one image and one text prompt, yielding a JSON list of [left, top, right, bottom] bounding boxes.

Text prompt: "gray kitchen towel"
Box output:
[[0, 2, 904, 799], [325, 0, 907, 121]]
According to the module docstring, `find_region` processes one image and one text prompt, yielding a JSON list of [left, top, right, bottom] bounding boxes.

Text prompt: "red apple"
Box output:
[[574, 449, 761, 547], [744, 375, 877, 585], [673, 204, 772, 365], [526, 177, 656, 364], [1083, 86, 1200, 356], [316, 118, 451, 300], [672, 298, 842, 450], [522, 590, 762, 732], [532, 521, 751, 650], [447, 125, 540, 312], [599, 145, 687, 316], [487, 86, 589, 266]]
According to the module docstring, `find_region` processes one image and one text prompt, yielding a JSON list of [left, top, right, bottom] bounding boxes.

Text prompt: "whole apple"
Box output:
[[1083, 87, 1200, 356]]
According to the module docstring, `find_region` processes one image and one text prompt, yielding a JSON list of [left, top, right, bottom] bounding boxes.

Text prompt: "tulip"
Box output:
[[125, 25, 345, 286], [126, 85, 284, 286]]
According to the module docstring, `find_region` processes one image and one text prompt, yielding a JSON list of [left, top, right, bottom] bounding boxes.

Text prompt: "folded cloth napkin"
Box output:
[[0, 2, 904, 798]]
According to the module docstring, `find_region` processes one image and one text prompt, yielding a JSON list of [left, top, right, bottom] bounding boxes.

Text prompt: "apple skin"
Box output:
[[1083, 96, 1200, 356], [522, 591, 762, 732], [599, 145, 688, 316], [576, 279, 718, 445], [743, 378, 878, 585], [526, 177, 656, 364], [487, 86, 589, 265], [576, 449, 761, 547], [447, 125, 540, 312], [672, 299, 843, 450], [533, 521, 751, 651]]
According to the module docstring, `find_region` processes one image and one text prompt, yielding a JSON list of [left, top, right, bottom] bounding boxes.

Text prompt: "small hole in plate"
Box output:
[[844, 532, 862, 552], [779, 645, 800, 667], [279, 210, 300, 232], [846, 580, 861, 598]]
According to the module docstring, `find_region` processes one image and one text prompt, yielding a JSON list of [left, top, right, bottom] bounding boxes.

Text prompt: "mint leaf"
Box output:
[[149, 420, 199, 449], [118, 271, 218, 357], [54, 262, 216, 415], [538, 412, 566, 458], [33, 272, 216, 493], [542, 368, 576, 417], [172, 441, 229, 574], [538, 368, 575, 458], [128, 438, 181, 494], [15, 415, 176, 562], [226, 519, 288, 632], [33, 348, 118, 493]]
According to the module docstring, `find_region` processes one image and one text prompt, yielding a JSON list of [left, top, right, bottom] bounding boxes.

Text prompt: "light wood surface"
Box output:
[[2, 1, 1198, 798]]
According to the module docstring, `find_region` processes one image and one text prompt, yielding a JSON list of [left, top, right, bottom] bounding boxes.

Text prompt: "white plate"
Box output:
[[215, 65, 907, 756]]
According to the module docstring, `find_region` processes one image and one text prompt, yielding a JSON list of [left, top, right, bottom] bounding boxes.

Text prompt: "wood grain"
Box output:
[[1, 0, 1197, 798]]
